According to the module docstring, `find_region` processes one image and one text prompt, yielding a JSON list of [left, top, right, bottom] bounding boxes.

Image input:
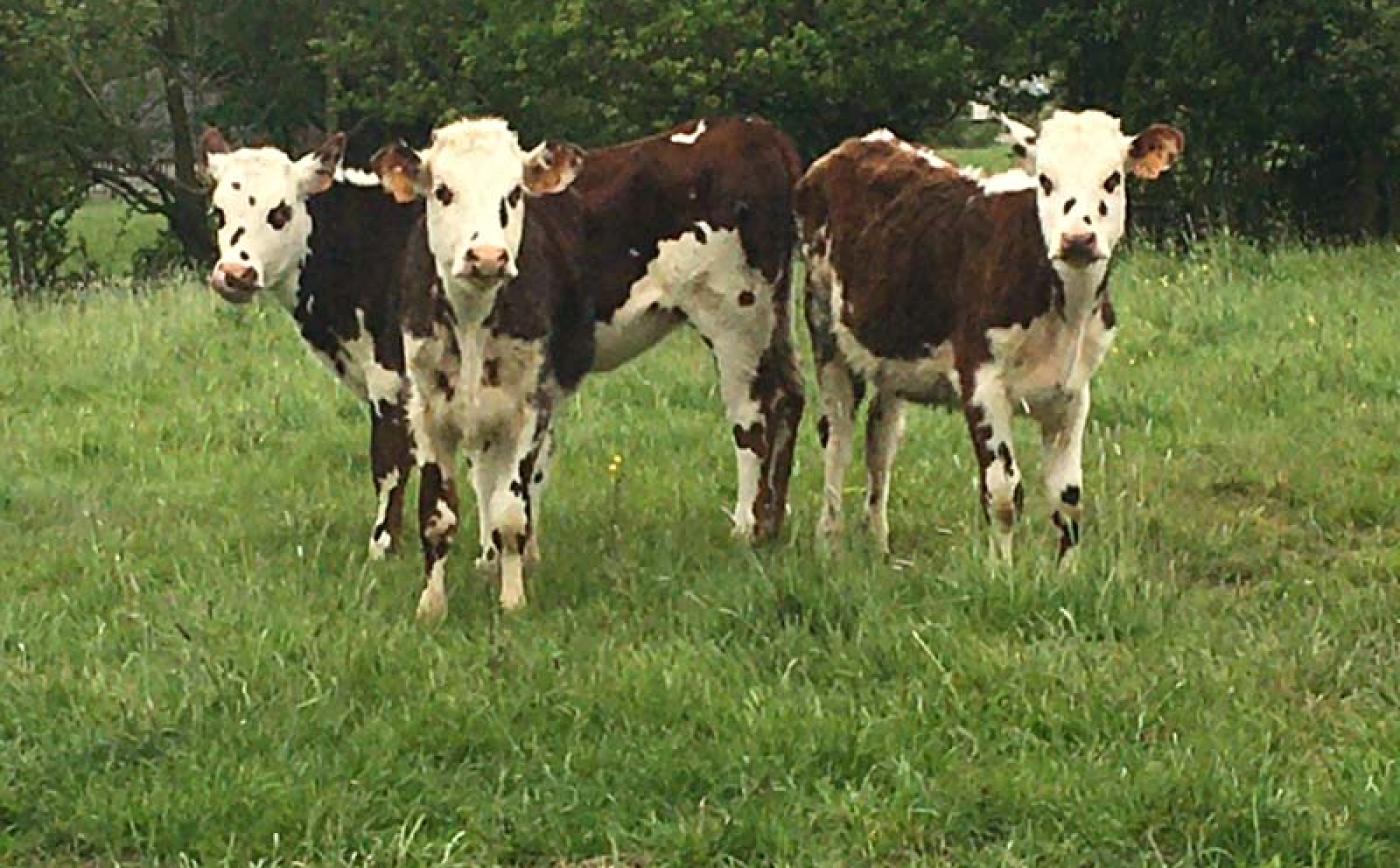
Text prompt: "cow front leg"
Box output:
[[471, 412, 544, 611], [863, 389, 906, 554], [1034, 385, 1091, 565], [521, 427, 554, 567], [367, 395, 413, 560], [960, 365, 1023, 564], [416, 453, 460, 624]]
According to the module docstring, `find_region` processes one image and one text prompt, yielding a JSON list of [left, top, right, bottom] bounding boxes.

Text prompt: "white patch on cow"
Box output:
[[670, 120, 707, 145], [334, 166, 382, 187], [340, 310, 404, 407], [416, 558, 448, 624], [984, 260, 1112, 403], [862, 129, 950, 170], [367, 468, 401, 560], [968, 168, 1037, 196], [862, 128, 897, 143]]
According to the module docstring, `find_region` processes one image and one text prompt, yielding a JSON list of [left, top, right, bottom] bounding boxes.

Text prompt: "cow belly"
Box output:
[[593, 290, 684, 372]]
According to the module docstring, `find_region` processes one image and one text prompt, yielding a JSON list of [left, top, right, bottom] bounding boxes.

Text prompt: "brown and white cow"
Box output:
[[374, 116, 806, 621], [796, 110, 1184, 562], [200, 129, 420, 559]]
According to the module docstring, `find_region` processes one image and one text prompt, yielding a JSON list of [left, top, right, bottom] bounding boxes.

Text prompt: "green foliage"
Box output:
[[1019, 0, 1400, 238], [1, 244, 1397, 862]]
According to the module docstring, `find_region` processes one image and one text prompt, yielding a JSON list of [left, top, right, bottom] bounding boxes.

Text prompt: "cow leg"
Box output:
[[959, 364, 1023, 564], [522, 427, 553, 566], [367, 396, 412, 560], [863, 389, 906, 554], [814, 358, 862, 545], [471, 410, 545, 611], [1034, 384, 1091, 565], [416, 451, 460, 624]]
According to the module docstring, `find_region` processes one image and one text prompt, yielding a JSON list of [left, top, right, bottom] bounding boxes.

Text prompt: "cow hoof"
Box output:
[[367, 531, 394, 562], [730, 518, 756, 543], [416, 587, 448, 625]]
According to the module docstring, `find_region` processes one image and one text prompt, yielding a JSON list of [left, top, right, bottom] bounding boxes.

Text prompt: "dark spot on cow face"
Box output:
[[1103, 171, 1122, 194], [231, 181, 241, 191], [1063, 198, 1076, 215], [482, 357, 501, 387], [499, 198, 508, 228], [1061, 485, 1082, 506], [507, 186, 522, 208], [737, 290, 756, 307], [239, 251, 250, 262], [733, 421, 765, 453], [1038, 174, 1054, 196], [267, 201, 292, 230], [434, 184, 453, 206], [816, 415, 830, 448], [230, 227, 245, 247], [1099, 202, 1109, 217], [248, 196, 256, 207], [996, 442, 1016, 477]]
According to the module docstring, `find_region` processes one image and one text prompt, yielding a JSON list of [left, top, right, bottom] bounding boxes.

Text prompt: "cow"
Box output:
[[373, 116, 806, 621], [795, 110, 1184, 563], [199, 128, 421, 560]]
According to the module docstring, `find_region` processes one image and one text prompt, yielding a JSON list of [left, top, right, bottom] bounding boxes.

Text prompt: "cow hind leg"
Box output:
[[368, 398, 413, 560], [814, 357, 862, 546], [863, 389, 906, 554]]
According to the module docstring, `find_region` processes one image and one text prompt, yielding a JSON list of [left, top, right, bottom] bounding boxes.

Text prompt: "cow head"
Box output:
[[1000, 110, 1184, 269], [371, 117, 583, 303], [199, 127, 344, 303]]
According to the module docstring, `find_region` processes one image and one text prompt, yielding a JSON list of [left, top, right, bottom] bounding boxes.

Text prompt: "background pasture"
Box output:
[[1, 231, 1396, 863]]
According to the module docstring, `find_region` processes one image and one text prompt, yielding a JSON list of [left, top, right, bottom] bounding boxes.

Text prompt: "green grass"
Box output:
[[66, 196, 166, 277], [1, 239, 1397, 865]]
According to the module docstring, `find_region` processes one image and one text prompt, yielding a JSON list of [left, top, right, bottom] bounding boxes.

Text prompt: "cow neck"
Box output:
[[442, 279, 499, 339], [1053, 259, 1107, 326]]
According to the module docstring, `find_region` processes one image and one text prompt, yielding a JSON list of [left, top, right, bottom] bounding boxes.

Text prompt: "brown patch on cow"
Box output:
[[816, 415, 830, 448], [1098, 300, 1117, 330], [435, 371, 455, 400], [1128, 125, 1185, 180], [733, 421, 765, 453], [737, 290, 755, 306], [482, 357, 501, 387]]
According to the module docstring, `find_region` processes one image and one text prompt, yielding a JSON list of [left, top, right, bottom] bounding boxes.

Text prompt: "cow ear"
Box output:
[[1127, 124, 1185, 180], [295, 131, 345, 197], [199, 127, 232, 182], [522, 141, 584, 196], [370, 141, 428, 203], [996, 114, 1038, 168]]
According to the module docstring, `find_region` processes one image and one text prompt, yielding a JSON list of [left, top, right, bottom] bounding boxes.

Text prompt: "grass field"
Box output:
[[1, 237, 1398, 865]]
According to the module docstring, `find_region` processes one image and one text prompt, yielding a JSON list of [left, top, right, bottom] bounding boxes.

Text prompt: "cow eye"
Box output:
[[1103, 171, 1122, 193], [267, 202, 292, 230], [1038, 174, 1054, 195], [507, 186, 523, 208], [434, 184, 454, 206]]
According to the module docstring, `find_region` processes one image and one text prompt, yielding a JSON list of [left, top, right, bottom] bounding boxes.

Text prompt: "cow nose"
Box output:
[[1059, 232, 1099, 264], [210, 262, 261, 300], [463, 245, 510, 278]]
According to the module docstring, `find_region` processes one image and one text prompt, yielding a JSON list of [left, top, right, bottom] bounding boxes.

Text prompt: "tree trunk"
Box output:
[[156, 0, 214, 266]]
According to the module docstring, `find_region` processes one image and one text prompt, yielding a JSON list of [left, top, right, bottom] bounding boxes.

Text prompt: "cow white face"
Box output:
[[1003, 110, 1184, 269], [372, 118, 583, 301], [200, 128, 343, 303]]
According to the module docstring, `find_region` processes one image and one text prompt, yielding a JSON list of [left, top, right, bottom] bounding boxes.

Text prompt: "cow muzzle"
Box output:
[[455, 245, 515, 282], [210, 262, 261, 303], [1056, 232, 1103, 267]]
